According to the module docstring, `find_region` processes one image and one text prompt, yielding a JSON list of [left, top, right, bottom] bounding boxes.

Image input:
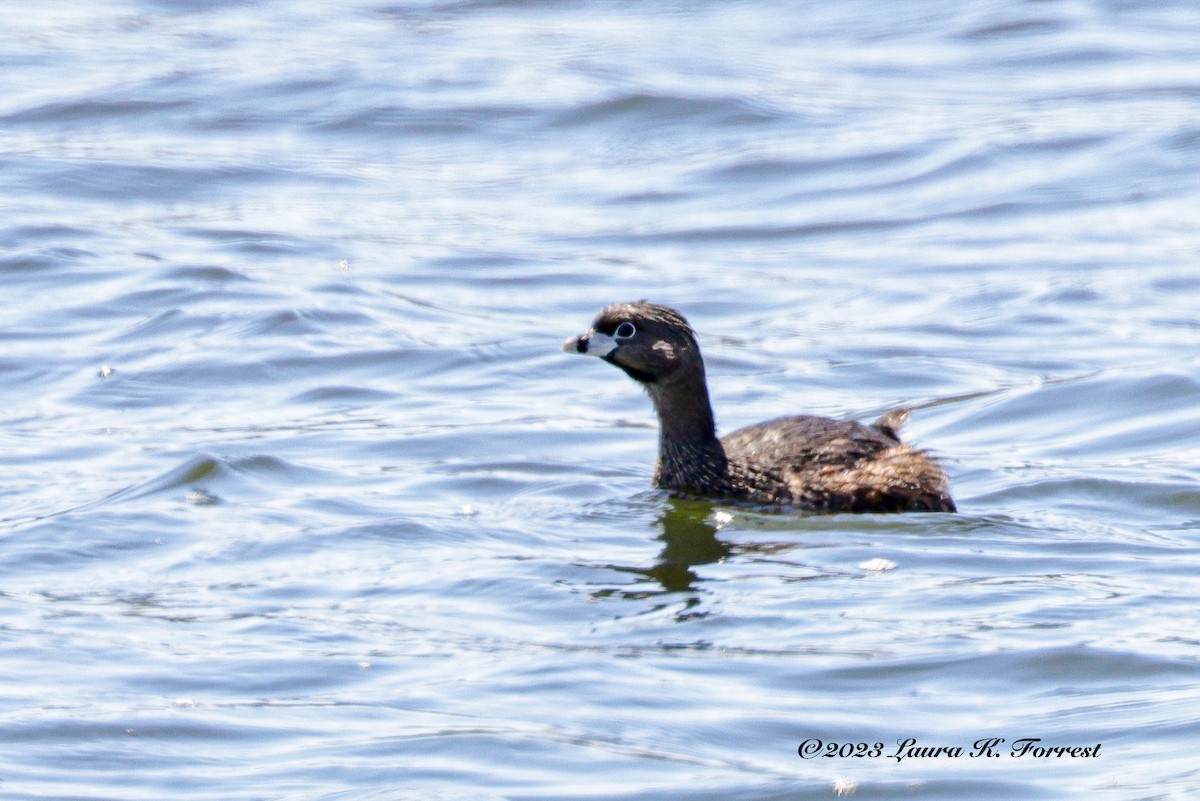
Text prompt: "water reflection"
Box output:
[[648, 499, 731, 593], [594, 500, 730, 608]]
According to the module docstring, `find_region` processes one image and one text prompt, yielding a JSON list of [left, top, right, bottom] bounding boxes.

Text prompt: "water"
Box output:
[[3, 1, 1200, 798]]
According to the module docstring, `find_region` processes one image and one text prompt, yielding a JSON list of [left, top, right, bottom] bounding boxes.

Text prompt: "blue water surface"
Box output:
[[2, 1, 1200, 799]]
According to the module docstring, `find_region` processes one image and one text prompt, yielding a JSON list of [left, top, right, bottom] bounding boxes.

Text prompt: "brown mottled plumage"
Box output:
[[562, 301, 955, 513]]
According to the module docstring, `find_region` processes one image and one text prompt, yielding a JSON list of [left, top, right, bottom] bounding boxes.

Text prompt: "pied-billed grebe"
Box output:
[[562, 301, 955, 513]]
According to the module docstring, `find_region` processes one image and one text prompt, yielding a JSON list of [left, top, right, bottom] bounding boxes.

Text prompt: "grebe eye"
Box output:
[[614, 322, 637, 339]]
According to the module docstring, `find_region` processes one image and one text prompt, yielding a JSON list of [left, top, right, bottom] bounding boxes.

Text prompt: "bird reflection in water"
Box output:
[[590, 500, 731, 616]]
